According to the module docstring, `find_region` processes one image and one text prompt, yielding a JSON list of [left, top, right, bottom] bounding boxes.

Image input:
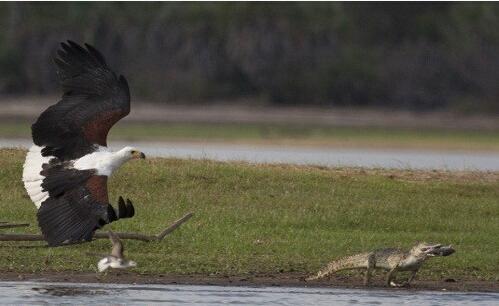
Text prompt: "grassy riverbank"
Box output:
[[2, 120, 499, 151], [0, 149, 498, 285]]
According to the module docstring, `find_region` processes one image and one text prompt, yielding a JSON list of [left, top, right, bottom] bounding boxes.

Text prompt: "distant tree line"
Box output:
[[1, 2, 499, 112]]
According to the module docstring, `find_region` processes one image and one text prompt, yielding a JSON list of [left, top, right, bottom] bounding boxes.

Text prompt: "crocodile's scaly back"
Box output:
[[372, 248, 407, 269], [306, 242, 455, 287], [306, 252, 372, 281]]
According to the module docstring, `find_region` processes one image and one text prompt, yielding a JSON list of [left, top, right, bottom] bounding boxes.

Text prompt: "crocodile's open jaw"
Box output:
[[424, 244, 455, 257]]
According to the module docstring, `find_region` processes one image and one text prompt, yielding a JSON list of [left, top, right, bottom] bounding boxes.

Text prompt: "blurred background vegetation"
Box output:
[[1, 2, 499, 113]]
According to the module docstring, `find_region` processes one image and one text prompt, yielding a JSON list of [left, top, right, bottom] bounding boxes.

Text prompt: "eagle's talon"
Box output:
[[114, 197, 135, 219], [118, 197, 127, 219], [126, 199, 135, 218], [106, 204, 118, 223]]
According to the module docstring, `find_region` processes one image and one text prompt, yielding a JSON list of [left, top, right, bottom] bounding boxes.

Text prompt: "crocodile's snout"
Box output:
[[429, 245, 455, 257]]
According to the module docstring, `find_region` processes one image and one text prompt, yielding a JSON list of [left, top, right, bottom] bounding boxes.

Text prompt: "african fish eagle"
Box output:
[[22, 41, 145, 246]]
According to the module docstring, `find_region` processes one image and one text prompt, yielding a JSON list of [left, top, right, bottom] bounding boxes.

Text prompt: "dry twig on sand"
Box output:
[[0, 212, 193, 244], [0, 223, 30, 229]]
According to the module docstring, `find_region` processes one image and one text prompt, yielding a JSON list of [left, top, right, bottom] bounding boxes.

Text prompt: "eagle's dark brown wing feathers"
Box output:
[[31, 40, 130, 161]]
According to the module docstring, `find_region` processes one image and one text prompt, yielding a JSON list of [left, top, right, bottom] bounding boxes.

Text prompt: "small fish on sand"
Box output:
[[98, 231, 137, 272]]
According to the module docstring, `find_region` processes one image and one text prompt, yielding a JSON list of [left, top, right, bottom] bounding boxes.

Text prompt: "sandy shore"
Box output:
[[2, 96, 499, 130], [1, 271, 497, 293]]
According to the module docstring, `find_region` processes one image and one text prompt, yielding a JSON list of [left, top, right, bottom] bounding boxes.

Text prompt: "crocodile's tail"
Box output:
[[306, 252, 372, 281]]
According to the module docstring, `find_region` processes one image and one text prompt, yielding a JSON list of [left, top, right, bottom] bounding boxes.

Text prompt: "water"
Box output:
[[2, 138, 499, 171], [0, 282, 498, 305]]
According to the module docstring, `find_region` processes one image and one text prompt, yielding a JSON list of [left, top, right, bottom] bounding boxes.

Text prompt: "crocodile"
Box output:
[[306, 242, 455, 287]]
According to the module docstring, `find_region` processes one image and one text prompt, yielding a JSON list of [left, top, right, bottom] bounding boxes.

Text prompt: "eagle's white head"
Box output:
[[117, 146, 146, 160], [72, 146, 145, 177], [108, 146, 146, 174]]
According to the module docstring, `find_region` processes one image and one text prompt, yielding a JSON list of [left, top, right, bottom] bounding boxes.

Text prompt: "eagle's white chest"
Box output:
[[22, 145, 129, 209], [73, 147, 125, 176]]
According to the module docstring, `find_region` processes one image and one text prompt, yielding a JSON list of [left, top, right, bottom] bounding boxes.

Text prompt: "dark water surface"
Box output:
[[0, 281, 498, 305]]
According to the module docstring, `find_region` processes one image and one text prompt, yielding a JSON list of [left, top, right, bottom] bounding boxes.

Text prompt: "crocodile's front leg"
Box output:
[[386, 267, 399, 287], [389, 273, 417, 287], [364, 253, 375, 286], [399, 270, 418, 287]]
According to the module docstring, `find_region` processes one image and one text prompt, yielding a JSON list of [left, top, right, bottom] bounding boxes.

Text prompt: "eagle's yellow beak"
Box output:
[[132, 151, 146, 159]]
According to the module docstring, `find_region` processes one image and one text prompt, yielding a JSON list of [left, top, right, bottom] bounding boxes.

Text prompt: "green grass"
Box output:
[[0, 149, 498, 280], [2, 120, 499, 151]]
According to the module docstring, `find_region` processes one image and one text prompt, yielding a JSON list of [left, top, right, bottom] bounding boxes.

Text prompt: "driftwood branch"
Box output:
[[0, 212, 193, 243], [94, 212, 194, 242], [0, 223, 30, 229]]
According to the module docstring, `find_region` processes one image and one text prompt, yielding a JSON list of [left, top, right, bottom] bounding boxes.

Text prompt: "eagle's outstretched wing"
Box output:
[[31, 40, 130, 161], [36, 165, 110, 246], [36, 165, 135, 246], [37, 173, 109, 246]]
